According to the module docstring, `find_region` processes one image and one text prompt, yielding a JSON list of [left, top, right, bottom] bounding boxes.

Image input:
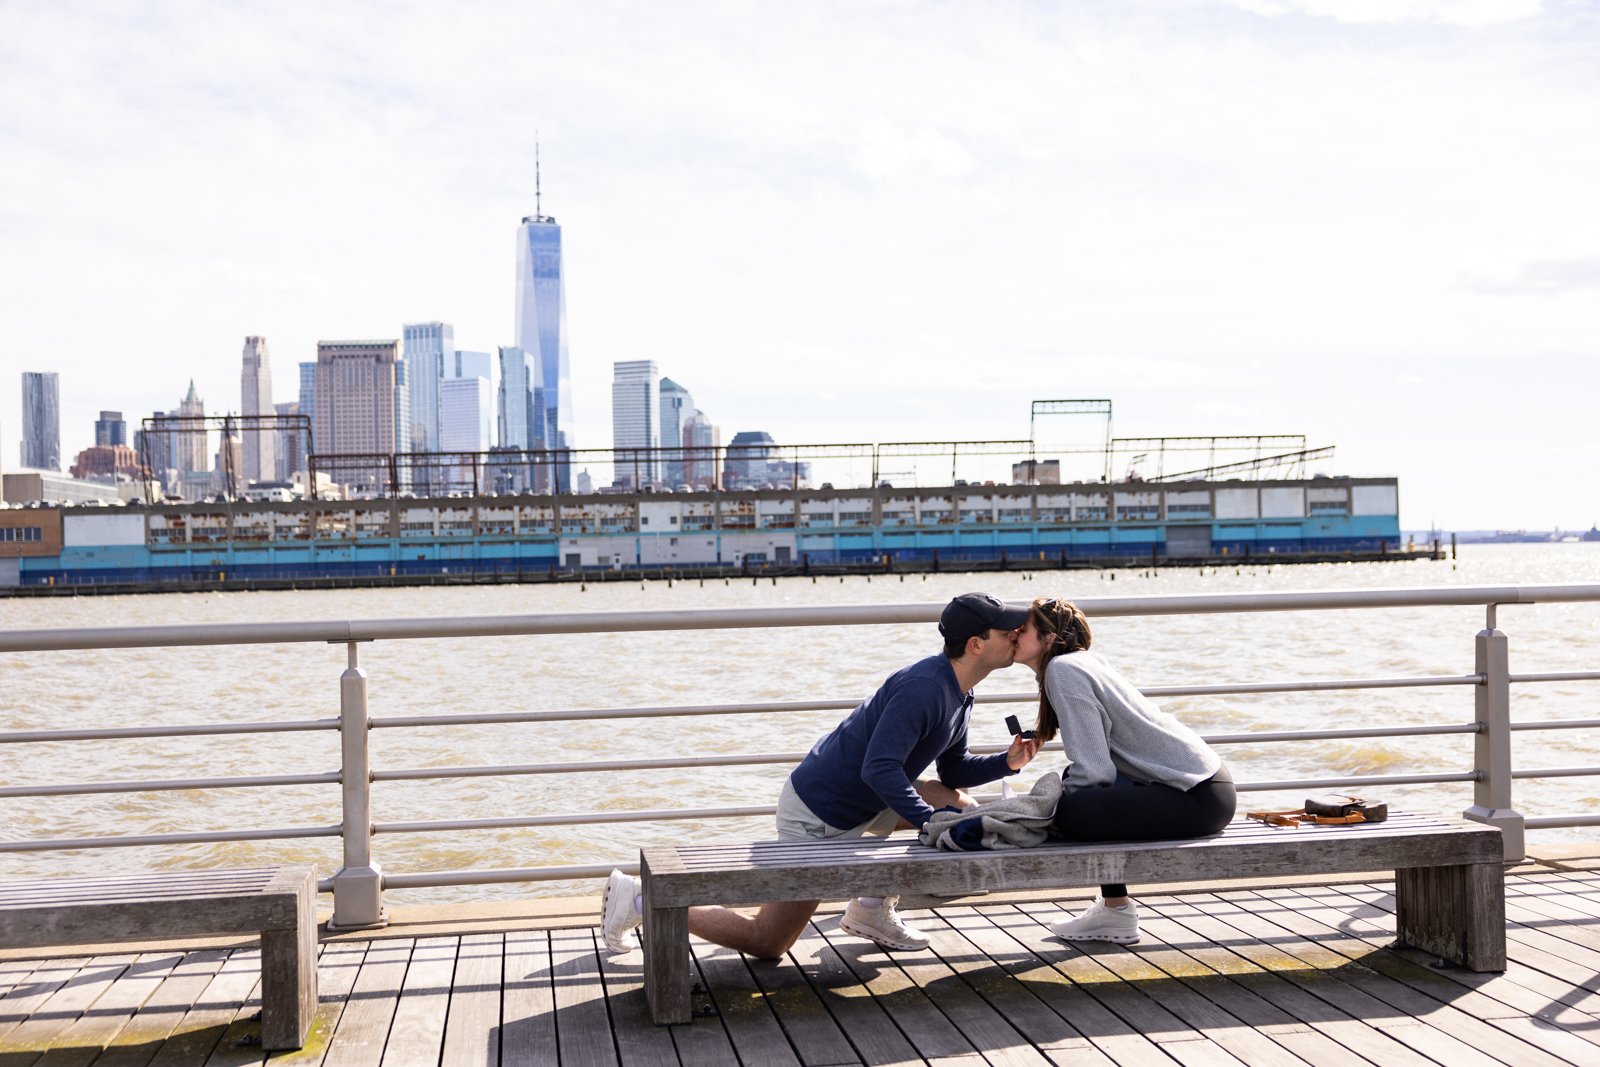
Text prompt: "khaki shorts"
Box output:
[[775, 776, 902, 843]]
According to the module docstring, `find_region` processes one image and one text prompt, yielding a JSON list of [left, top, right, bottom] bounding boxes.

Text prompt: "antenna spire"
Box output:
[[535, 135, 542, 219]]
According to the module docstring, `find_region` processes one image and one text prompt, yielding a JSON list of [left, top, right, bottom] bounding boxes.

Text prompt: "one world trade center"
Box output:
[[512, 158, 573, 491]]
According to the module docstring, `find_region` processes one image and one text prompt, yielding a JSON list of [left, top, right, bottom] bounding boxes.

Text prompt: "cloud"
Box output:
[[1459, 259, 1600, 295], [1221, 0, 1543, 26]]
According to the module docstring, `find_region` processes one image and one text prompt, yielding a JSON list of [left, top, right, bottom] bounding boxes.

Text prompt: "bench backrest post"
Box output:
[[330, 640, 386, 930], [1465, 622, 1524, 862]]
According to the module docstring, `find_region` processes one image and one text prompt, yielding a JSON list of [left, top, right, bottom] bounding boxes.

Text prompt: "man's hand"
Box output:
[[1005, 735, 1042, 770]]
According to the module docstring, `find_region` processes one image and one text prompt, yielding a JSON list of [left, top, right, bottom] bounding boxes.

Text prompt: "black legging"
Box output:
[[1050, 766, 1236, 898]]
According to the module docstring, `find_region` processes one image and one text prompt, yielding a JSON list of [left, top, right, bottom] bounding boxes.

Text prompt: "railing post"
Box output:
[[330, 640, 386, 930], [1464, 608, 1525, 862]]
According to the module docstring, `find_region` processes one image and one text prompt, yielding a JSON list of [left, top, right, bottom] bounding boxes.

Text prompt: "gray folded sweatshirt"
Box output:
[[919, 773, 1064, 851]]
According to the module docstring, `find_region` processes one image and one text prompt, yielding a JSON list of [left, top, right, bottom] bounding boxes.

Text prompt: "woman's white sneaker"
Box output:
[[840, 896, 931, 951], [1049, 897, 1140, 943], [601, 869, 643, 954]]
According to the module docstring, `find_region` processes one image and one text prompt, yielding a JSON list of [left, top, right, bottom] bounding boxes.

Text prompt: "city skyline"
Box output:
[[1, 2, 1597, 527]]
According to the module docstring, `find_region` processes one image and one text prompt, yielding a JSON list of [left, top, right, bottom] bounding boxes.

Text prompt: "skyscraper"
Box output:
[[94, 410, 126, 448], [497, 346, 542, 451], [402, 322, 453, 461], [611, 360, 660, 489], [658, 378, 693, 487], [453, 350, 494, 382], [240, 336, 275, 484], [20, 372, 60, 471], [176, 380, 207, 476], [275, 401, 306, 482], [683, 410, 719, 489], [440, 375, 494, 487], [313, 340, 403, 494], [135, 412, 175, 494], [514, 151, 572, 488]]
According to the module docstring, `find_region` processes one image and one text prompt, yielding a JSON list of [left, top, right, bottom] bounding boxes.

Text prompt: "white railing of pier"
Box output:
[[2, 583, 1598, 930]]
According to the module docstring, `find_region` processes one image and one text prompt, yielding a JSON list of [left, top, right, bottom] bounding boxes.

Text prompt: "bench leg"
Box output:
[[642, 905, 691, 1025], [259, 889, 318, 1050], [1395, 862, 1506, 972]]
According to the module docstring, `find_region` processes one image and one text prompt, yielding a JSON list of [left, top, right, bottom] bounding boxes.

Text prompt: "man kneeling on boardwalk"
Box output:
[[601, 592, 1043, 957]]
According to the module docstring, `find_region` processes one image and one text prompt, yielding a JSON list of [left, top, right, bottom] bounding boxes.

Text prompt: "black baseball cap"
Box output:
[[939, 593, 1030, 645]]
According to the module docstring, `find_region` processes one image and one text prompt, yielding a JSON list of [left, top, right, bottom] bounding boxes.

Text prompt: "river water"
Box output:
[[2, 544, 1597, 903]]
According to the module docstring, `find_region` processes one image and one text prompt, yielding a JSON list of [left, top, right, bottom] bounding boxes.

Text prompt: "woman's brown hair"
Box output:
[[1029, 597, 1093, 742]]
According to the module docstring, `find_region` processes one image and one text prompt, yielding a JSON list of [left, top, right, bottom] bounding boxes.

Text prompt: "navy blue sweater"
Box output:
[[788, 654, 1015, 830]]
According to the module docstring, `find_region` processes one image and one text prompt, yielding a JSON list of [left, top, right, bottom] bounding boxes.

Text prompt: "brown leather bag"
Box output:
[[1247, 794, 1389, 828], [1304, 793, 1388, 822]]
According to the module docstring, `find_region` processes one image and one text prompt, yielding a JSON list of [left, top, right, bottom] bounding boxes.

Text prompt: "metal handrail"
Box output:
[[2, 581, 1597, 923], [1, 582, 1596, 652]]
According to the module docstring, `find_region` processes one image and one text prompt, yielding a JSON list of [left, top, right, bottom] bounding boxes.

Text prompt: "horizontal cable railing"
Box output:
[[2, 582, 1597, 920]]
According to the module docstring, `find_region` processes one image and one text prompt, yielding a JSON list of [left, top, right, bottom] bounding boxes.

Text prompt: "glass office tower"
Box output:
[[21, 371, 61, 470], [402, 322, 455, 459], [514, 205, 572, 490]]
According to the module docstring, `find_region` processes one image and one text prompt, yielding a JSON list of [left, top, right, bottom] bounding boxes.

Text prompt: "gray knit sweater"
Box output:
[[1045, 650, 1221, 793]]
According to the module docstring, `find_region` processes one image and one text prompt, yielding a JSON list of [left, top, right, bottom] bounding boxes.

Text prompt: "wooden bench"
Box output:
[[639, 811, 1504, 1024], [0, 866, 317, 1050]]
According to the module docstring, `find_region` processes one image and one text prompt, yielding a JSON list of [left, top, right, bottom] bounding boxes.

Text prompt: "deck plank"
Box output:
[[250, 939, 364, 1067], [1008, 900, 1251, 1064], [738, 939, 861, 1067], [1258, 884, 1600, 1034], [778, 920, 921, 1067], [438, 933, 503, 1067], [1150, 896, 1446, 1067], [593, 943, 680, 1067], [500, 931, 558, 1067], [1345, 880, 1600, 1009], [196, 951, 268, 1067], [1290, 882, 1600, 1062], [0, 955, 136, 1062], [37, 951, 185, 1067], [1033, 907, 1313, 1067], [863, 911, 1049, 1067], [88, 949, 230, 1067], [694, 944, 802, 1066], [812, 917, 985, 1066], [662, 948, 739, 1067], [970, 905, 1179, 1067], [549, 928, 618, 1067], [925, 909, 1117, 1066], [148, 948, 284, 1067], [319, 938, 412, 1067], [1190, 890, 1553, 1067], [376, 937, 456, 1067], [1129, 899, 1373, 1067]]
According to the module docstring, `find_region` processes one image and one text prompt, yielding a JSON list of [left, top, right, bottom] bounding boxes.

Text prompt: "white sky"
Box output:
[[2, 0, 1596, 529]]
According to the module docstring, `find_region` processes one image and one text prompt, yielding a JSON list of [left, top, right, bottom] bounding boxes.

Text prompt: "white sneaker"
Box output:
[[601, 869, 642, 954], [1050, 897, 1140, 944], [839, 896, 931, 951]]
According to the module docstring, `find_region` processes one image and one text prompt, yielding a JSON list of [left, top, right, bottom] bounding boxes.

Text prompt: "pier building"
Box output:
[[0, 474, 1403, 591]]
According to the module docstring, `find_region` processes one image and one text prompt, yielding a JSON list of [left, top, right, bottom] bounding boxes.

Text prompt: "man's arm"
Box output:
[[859, 680, 945, 828]]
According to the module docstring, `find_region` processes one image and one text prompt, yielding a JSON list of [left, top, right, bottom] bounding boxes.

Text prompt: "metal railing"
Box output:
[[3, 583, 1598, 930]]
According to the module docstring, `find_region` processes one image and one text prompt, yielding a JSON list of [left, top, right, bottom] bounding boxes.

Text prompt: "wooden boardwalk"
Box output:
[[5, 868, 1600, 1065]]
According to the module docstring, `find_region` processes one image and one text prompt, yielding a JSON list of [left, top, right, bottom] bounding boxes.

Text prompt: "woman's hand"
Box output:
[[1005, 735, 1042, 770]]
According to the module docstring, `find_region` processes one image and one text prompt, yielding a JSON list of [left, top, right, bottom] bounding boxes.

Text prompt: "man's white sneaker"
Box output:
[[1050, 897, 1140, 944], [601, 869, 643, 954], [839, 896, 931, 951]]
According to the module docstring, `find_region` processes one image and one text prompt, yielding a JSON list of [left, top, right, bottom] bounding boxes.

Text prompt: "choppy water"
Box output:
[[2, 544, 1597, 903]]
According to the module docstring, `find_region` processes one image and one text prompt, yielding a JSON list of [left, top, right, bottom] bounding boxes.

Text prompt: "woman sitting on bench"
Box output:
[[1015, 597, 1236, 944]]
